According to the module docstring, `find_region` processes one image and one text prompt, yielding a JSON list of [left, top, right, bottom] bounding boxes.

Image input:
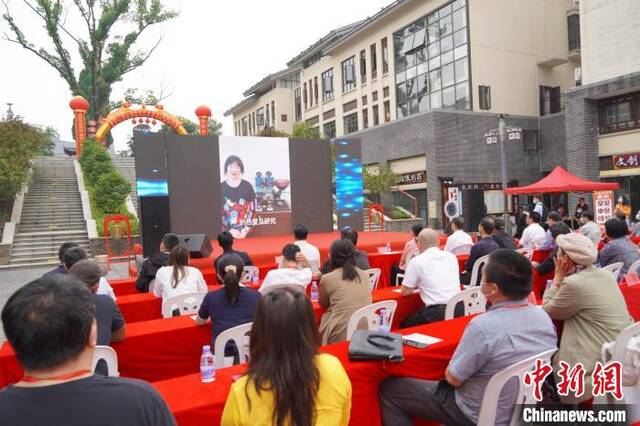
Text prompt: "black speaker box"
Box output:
[[178, 234, 212, 259], [139, 196, 171, 258], [462, 189, 486, 232]]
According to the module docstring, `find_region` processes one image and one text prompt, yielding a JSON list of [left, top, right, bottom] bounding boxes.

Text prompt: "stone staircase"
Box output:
[[111, 156, 138, 213], [7, 157, 90, 267]]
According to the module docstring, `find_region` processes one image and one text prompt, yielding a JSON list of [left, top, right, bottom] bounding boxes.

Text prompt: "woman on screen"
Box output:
[[221, 155, 256, 238]]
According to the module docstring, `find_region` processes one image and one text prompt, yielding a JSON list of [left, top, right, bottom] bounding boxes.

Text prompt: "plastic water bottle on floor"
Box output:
[[378, 308, 390, 333], [310, 281, 319, 302], [251, 269, 259, 286], [200, 345, 215, 383]]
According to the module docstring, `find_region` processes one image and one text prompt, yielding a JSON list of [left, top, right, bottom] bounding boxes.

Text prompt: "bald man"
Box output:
[[400, 228, 462, 327]]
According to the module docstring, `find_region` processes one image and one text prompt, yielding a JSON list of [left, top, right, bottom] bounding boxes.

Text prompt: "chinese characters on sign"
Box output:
[[524, 360, 623, 402], [241, 217, 278, 226], [613, 152, 640, 169], [396, 171, 426, 185], [594, 190, 614, 224], [484, 127, 523, 145]]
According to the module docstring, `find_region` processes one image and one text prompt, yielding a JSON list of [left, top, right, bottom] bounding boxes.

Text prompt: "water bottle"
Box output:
[[378, 308, 390, 333], [200, 345, 215, 383], [385, 241, 391, 253], [251, 269, 259, 286], [310, 281, 319, 302]]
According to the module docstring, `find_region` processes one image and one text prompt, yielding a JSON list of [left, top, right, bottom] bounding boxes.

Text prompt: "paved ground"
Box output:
[[0, 261, 132, 344]]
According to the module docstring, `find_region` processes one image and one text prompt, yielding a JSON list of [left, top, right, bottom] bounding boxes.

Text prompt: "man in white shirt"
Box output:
[[400, 228, 462, 327], [579, 211, 601, 246], [519, 211, 547, 250], [539, 211, 562, 251], [444, 217, 473, 254], [293, 224, 321, 275], [260, 244, 313, 294]]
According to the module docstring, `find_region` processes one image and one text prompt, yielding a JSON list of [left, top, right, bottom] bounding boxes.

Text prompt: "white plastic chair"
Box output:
[[242, 266, 259, 283], [444, 286, 487, 320], [366, 268, 382, 291], [161, 291, 206, 318], [259, 283, 306, 295], [476, 348, 556, 426], [214, 322, 252, 368], [91, 345, 119, 377], [602, 262, 625, 281], [345, 300, 398, 341], [466, 254, 490, 288], [450, 243, 473, 256], [516, 248, 533, 260], [600, 322, 640, 409]]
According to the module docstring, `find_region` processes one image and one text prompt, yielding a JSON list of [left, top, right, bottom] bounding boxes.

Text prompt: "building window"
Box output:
[[252, 113, 256, 133], [363, 109, 369, 129], [360, 50, 367, 84], [568, 14, 580, 51], [314, 77, 319, 105], [539, 86, 561, 116], [479, 85, 491, 110], [303, 83, 308, 110], [598, 92, 640, 134], [362, 95, 367, 106], [343, 100, 357, 113], [281, 114, 287, 122], [294, 87, 302, 121], [257, 107, 265, 127], [371, 43, 378, 80], [241, 118, 247, 136], [394, 0, 469, 118], [308, 79, 313, 106], [271, 101, 275, 123], [265, 104, 270, 127], [372, 91, 378, 102], [322, 68, 334, 101], [323, 121, 336, 139], [384, 101, 391, 122], [383, 86, 390, 98], [344, 112, 358, 134], [381, 37, 389, 74], [372, 105, 379, 126], [342, 56, 356, 92]]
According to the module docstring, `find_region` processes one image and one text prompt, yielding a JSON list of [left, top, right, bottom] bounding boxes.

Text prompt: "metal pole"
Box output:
[[498, 114, 511, 234]]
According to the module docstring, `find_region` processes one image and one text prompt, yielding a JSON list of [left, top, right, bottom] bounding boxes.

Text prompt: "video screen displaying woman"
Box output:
[[221, 155, 256, 238]]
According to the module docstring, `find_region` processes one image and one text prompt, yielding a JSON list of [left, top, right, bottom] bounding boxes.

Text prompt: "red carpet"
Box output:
[[189, 231, 418, 271]]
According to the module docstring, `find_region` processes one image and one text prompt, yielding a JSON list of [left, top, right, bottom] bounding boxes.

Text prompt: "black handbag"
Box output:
[[348, 331, 404, 362]]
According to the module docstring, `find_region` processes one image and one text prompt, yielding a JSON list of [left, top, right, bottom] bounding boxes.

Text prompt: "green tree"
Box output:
[[38, 125, 58, 156], [3, 0, 177, 126], [0, 118, 47, 201], [93, 170, 131, 212], [258, 127, 290, 137], [292, 121, 320, 139], [161, 115, 222, 136], [363, 164, 398, 198]]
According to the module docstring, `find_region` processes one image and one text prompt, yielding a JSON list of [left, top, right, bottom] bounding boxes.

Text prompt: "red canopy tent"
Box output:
[[505, 166, 619, 194]]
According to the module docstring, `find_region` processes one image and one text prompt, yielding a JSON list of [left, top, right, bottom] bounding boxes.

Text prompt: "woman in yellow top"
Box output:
[[221, 287, 352, 426], [615, 195, 632, 222]]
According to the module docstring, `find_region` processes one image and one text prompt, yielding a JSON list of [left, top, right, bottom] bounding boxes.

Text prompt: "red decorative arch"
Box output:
[[95, 104, 187, 143]]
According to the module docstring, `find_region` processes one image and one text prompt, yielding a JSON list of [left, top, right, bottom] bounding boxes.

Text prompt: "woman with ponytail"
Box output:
[[153, 245, 207, 304], [196, 254, 261, 357], [318, 239, 372, 344], [221, 287, 352, 426]]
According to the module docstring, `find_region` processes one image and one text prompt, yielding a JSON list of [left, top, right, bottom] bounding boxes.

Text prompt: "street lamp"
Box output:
[[498, 114, 511, 234]]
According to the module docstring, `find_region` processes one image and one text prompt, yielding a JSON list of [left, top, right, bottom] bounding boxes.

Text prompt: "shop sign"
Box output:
[[613, 153, 640, 169], [594, 190, 614, 224], [484, 127, 522, 145], [396, 170, 426, 185]]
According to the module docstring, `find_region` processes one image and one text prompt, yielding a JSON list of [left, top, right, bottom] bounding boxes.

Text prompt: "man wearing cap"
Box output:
[[543, 233, 632, 404], [69, 260, 125, 376]]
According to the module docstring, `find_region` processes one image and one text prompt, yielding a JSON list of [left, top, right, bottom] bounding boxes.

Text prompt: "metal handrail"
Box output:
[[395, 189, 418, 217]]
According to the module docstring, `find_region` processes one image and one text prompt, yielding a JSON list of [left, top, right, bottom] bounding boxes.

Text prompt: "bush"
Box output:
[[93, 171, 131, 213], [391, 207, 412, 220]]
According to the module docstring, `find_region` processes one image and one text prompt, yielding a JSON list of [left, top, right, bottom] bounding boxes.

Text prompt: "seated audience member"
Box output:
[[136, 233, 180, 293], [62, 247, 116, 301], [320, 227, 370, 274], [514, 207, 528, 239], [260, 244, 313, 292], [196, 254, 261, 358], [380, 249, 556, 426], [318, 239, 372, 344], [491, 218, 516, 250], [221, 288, 351, 425], [532, 222, 572, 276], [43, 242, 79, 277], [400, 229, 461, 327], [153, 245, 207, 303], [69, 260, 125, 376], [462, 217, 499, 286], [519, 211, 546, 251], [391, 223, 424, 285], [214, 231, 253, 271], [444, 217, 473, 253], [0, 275, 176, 426], [543, 233, 632, 404], [293, 224, 321, 274], [539, 211, 562, 250], [579, 211, 602, 246], [631, 211, 640, 237], [598, 218, 640, 278]]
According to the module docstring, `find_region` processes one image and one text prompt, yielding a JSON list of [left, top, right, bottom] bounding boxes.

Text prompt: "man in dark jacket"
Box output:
[[461, 217, 499, 286], [532, 222, 571, 275], [492, 218, 516, 250], [135, 233, 180, 292]]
